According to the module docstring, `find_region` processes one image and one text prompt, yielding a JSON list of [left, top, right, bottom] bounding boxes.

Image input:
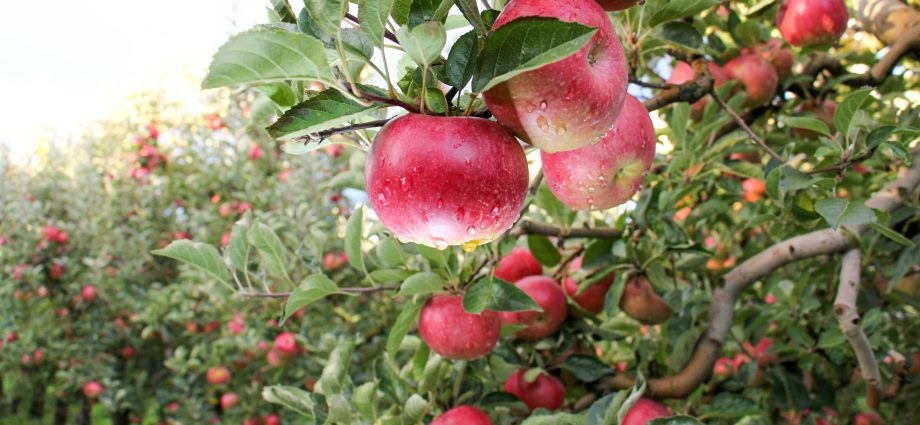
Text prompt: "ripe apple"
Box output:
[[853, 412, 884, 425], [266, 349, 289, 367], [482, 0, 628, 153], [713, 357, 734, 378], [622, 399, 672, 425], [666, 61, 729, 119], [494, 248, 543, 283], [503, 369, 566, 411], [83, 381, 104, 399], [220, 392, 240, 410], [619, 275, 672, 324], [365, 114, 528, 250], [5, 332, 16, 343], [563, 256, 614, 314], [541, 94, 655, 210], [794, 99, 837, 138], [122, 346, 136, 358], [273, 332, 300, 357], [595, 0, 640, 11], [323, 251, 347, 271], [81, 285, 98, 302], [263, 414, 281, 425], [744, 39, 794, 81], [743, 337, 778, 364], [248, 144, 265, 160], [206, 366, 231, 385], [418, 295, 501, 360], [776, 0, 848, 47], [742, 178, 766, 202], [724, 54, 779, 107], [432, 405, 493, 425], [50, 263, 64, 279], [500, 276, 568, 340]]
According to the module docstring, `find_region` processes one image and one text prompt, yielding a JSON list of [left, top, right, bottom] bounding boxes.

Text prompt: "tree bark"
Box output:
[[54, 397, 70, 425], [855, 0, 920, 45], [28, 378, 46, 419], [113, 408, 131, 425], [75, 398, 92, 425]]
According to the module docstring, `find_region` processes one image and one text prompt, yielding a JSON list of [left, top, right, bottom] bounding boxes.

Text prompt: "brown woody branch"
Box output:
[[600, 145, 920, 399], [643, 59, 714, 112], [513, 220, 623, 240], [239, 285, 397, 298], [344, 13, 400, 44], [710, 92, 784, 162], [292, 119, 392, 143], [834, 249, 883, 408]]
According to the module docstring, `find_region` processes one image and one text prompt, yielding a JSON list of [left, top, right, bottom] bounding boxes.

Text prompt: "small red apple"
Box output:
[[325, 144, 343, 158], [619, 275, 672, 324], [482, 0, 628, 153], [418, 295, 501, 360], [742, 178, 766, 202], [853, 412, 884, 425], [227, 314, 245, 335], [502, 369, 566, 411], [273, 332, 300, 357], [220, 392, 240, 410], [206, 366, 231, 385], [563, 256, 614, 314], [249, 144, 265, 160], [122, 346, 136, 358], [622, 399, 672, 425], [743, 337, 778, 364], [494, 248, 543, 283], [365, 114, 528, 250], [323, 251, 347, 271], [724, 54, 779, 107], [500, 276, 568, 340], [431, 406, 493, 425], [266, 349, 289, 367], [744, 38, 794, 81], [83, 381, 104, 400], [666, 61, 729, 119], [221, 232, 232, 246], [541, 94, 655, 210], [777, 0, 848, 47], [263, 414, 281, 425], [50, 263, 64, 279], [713, 357, 734, 378], [81, 285, 98, 302]]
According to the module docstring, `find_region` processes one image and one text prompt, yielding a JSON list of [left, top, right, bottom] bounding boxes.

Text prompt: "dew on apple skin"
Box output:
[[432, 238, 449, 250], [400, 176, 410, 191], [539, 100, 548, 111], [377, 193, 388, 205], [455, 207, 466, 223], [466, 226, 477, 236], [536, 116, 550, 132], [525, 102, 537, 113], [437, 198, 444, 208]]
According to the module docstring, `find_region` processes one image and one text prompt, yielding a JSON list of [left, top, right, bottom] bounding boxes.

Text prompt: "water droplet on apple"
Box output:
[[437, 198, 444, 208], [539, 100, 547, 111], [377, 193, 387, 205], [455, 207, 465, 223], [421, 212, 429, 223], [555, 124, 567, 136], [525, 102, 537, 113], [432, 238, 449, 250], [461, 240, 479, 252], [400, 176, 410, 191], [466, 226, 477, 236], [536, 116, 549, 132]]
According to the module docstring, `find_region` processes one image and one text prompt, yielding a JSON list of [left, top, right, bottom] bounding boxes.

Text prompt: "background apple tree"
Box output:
[[2, 0, 920, 424]]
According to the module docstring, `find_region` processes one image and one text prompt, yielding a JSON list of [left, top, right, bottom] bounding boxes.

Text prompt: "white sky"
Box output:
[[0, 0, 265, 157]]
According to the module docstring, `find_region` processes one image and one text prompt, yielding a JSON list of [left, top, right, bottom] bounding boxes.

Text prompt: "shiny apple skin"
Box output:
[[666, 61, 728, 119], [483, 0, 628, 153], [418, 295, 501, 360], [503, 369, 566, 411], [494, 248, 543, 283], [500, 276, 568, 340], [541, 95, 655, 210], [365, 114, 529, 250], [431, 406, 494, 425], [777, 0, 848, 47], [723, 54, 779, 107], [622, 399, 672, 425], [563, 256, 615, 314]]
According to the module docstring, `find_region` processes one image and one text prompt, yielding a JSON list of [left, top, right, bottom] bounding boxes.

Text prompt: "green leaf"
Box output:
[[521, 413, 586, 425], [783, 116, 831, 137], [561, 355, 615, 383], [396, 272, 445, 297], [648, 417, 704, 425], [375, 236, 407, 267], [227, 219, 250, 271], [305, 0, 347, 35], [369, 268, 414, 283], [397, 21, 447, 68], [262, 385, 317, 416], [779, 167, 817, 192], [408, 0, 453, 27], [528, 235, 562, 267], [345, 206, 366, 272], [446, 30, 479, 88], [657, 22, 703, 50], [403, 394, 430, 423], [462, 277, 493, 314], [255, 83, 299, 108], [817, 327, 846, 349], [386, 298, 424, 358], [248, 221, 293, 284], [359, 0, 397, 45], [353, 382, 378, 421], [267, 89, 381, 140], [202, 25, 335, 89], [604, 273, 630, 318], [869, 222, 916, 247], [454, 0, 487, 35], [834, 88, 874, 142], [271, 0, 298, 24], [649, 0, 720, 27], [152, 240, 232, 287], [464, 277, 543, 313], [472, 17, 597, 93], [616, 373, 648, 424], [280, 274, 339, 325], [866, 125, 896, 149], [326, 394, 353, 424], [815, 199, 878, 228], [318, 338, 355, 395], [375, 357, 408, 403], [582, 239, 615, 270]]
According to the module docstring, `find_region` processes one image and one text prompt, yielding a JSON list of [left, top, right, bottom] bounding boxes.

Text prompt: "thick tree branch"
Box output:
[[835, 249, 883, 408], [239, 285, 397, 298], [513, 220, 623, 239], [600, 146, 920, 399], [643, 59, 713, 112]]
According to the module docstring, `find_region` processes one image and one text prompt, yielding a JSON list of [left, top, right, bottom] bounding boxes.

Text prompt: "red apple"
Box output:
[[502, 369, 566, 411], [853, 412, 884, 425], [910, 352, 920, 376], [744, 38, 794, 81], [563, 256, 614, 314], [325, 144, 343, 158], [622, 399, 672, 425], [724, 54, 779, 107], [418, 295, 501, 360], [323, 251, 347, 271], [365, 114, 528, 250], [273, 332, 300, 357], [227, 314, 245, 335], [777, 0, 848, 47], [263, 414, 281, 425], [206, 366, 231, 385], [482, 0, 628, 153], [500, 276, 568, 340], [743, 337, 778, 364], [220, 392, 240, 409], [249, 144, 265, 160], [494, 248, 543, 283], [666, 61, 729, 119], [81, 285, 98, 302], [266, 349, 289, 367], [794, 99, 837, 138], [742, 178, 766, 202], [713, 357, 734, 378], [83, 381, 104, 399], [541, 94, 655, 210], [431, 406, 493, 425], [122, 346, 136, 358], [619, 275, 672, 324], [596, 0, 640, 11], [50, 263, 64, 279]]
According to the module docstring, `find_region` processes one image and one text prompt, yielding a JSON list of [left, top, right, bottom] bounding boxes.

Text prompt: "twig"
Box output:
[[292, 119, 392, 143], [344, 13, 400, 44], [513, 221, 623, 240], [834, 249, 883, 408], [710, 91, 783, 162], [807, 148, 878, 174], [629, 75, 674, 90], [349, 84, 422, 113], [552, 245, 585, 280], [643, 60, 713, 112], [239, 285, 397, 298]]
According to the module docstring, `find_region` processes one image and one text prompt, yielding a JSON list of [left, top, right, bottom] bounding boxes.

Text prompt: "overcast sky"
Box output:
[[0, 0, 265, 157]]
